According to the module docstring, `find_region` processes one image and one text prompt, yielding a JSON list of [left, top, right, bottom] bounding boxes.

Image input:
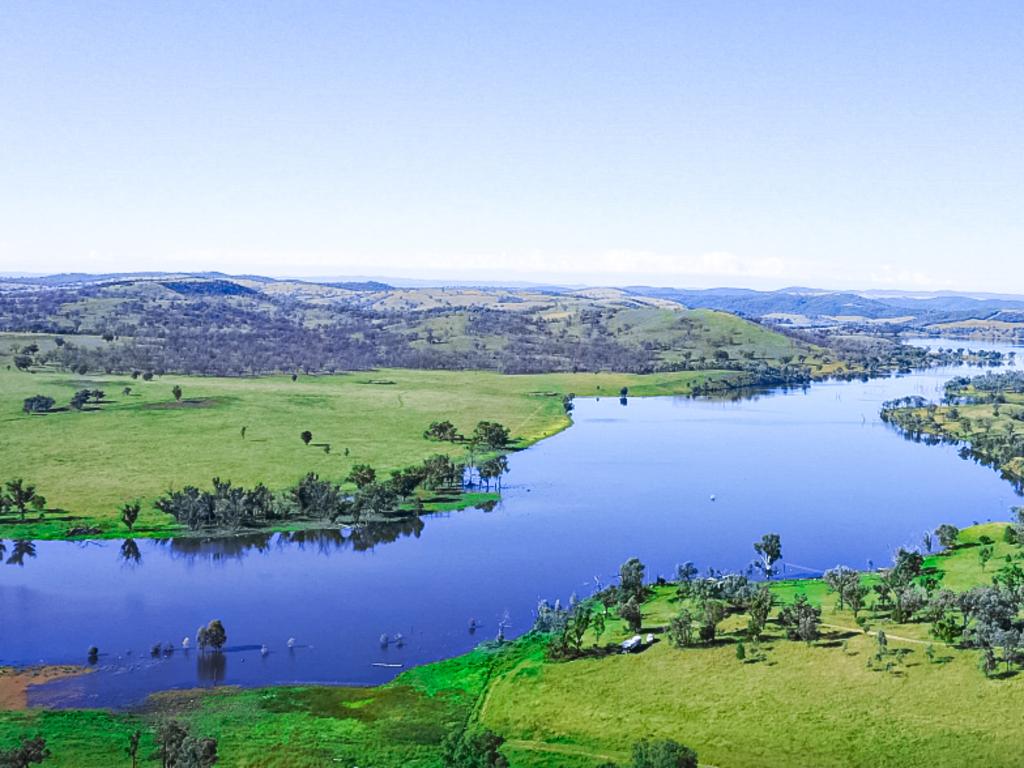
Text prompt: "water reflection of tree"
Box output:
[[119, 538, 142, 565], [886, 420, 1024, 497], [196, 651, 226, 684], [3, 540, 36, 566], [156, 518, 427, 563]]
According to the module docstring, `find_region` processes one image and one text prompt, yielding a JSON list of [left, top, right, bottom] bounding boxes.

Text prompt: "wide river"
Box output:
[[3, 339, 1022, 707]]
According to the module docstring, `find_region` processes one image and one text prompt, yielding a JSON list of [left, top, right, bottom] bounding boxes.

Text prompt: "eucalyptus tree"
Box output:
[[668, 609, 695, 648], [478, 455, 510, 491], [934, 524, 960, 550], [697, 600, 727, 644], [197, 619, 227, 652], [620, 597, 643, 633], [778, 594, 820, 643], [120, 501, 140, 531], [346, 464, 377, 489], [619, 557, 647, 604], [4, 479, 46, 520], [22, 395, 54, 414], [471, 420, 510, 450], [424, 420, 460, 442], [631, 739, 698, 768], [569, 603, 592, 652], [753, 533, 783, 579], [746, 585, 774, 640], [591, 610, 606, 647], [823, 565, 860, 611]]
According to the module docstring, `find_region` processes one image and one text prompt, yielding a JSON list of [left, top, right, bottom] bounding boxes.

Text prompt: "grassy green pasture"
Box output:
[[5, 525, 1024, 767], [0, 335, 731, 538]]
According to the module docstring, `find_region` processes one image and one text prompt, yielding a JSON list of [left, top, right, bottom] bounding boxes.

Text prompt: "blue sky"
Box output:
[[1, 1, 1021, 289]]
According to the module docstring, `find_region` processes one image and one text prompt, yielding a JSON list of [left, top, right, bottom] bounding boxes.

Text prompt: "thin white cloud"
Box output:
[[166, 247, 789, 284], [867, 264, 956, 290]]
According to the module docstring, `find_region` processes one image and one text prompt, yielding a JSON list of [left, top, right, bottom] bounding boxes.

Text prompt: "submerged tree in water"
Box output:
[[196, 619, 227, 653]]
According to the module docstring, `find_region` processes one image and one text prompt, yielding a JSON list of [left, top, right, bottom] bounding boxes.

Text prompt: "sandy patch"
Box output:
[[0, 666, 89, 710]]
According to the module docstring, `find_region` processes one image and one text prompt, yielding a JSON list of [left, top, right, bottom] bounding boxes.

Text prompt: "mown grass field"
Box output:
[[0, 333, 734, 539], [4, 524, 1024, 767]]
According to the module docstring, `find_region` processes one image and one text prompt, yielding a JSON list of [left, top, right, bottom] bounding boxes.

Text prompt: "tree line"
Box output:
[[532, 521, 1024, 679], [153, 449, 490, 531]]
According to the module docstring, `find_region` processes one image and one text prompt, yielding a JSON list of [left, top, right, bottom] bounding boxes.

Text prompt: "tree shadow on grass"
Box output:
[[989, 668, 1020, 680]]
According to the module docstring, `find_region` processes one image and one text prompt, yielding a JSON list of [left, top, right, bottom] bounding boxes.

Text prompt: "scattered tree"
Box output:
[[126, 730, 141, 768], [631, 738, 698, 768], [667, 609, 695, 648], [568, 603, 592, 651], [823, 565, 860, 611], [0, 735, 50, 768], [424, 420, 460, 442], [346, 464, 377, 489], [697, 599, 726, 644], [746, 585, 774, 640], [591, 610, 606, 646], [778, 595, 820, 643], [441, 727, 509, 768], [155, 721, 218, 768], [22, 395, 55, 414], [753, 533, 783, 579], [471, 421, 510, 450], [619, 557, 647, 604], [196, 619, 227, 652], [620, 597, 643, 633], [3, 479, 46, 520], [979, 544, 994, 572], [935, 524, 960, 550], [120, 501, 140, 532]]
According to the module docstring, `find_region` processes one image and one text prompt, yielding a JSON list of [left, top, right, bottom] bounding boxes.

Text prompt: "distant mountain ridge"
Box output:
[[4, 272, 1024, 327], [625, 285, 1024, 325]]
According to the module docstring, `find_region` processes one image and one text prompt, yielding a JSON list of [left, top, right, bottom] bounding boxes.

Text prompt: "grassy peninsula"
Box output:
[[6, 523, 1024, 767], [1, 336, 740, 539], [882, 370, 1024, 486]]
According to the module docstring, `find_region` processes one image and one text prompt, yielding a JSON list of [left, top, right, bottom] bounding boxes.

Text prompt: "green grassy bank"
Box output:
[[5, 523, 1024, 767], [1, 336, 733, 539]]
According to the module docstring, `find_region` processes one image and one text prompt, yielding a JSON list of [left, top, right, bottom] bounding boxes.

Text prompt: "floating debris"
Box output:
[[260, 645, 269, 657], [287, 637, 296, 649], [371, 662, 403, 668], [182, 636, 190, 649]]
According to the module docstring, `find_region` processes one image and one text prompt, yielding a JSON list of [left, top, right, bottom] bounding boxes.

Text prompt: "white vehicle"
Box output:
[[620, 635, 643, 653]]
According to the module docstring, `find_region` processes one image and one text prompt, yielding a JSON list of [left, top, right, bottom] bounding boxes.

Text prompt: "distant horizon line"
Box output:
[[2, 269, 1024, 302]]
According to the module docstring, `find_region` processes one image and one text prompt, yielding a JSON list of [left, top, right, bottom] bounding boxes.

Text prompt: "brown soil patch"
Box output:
[[0, 666, 90, 710]]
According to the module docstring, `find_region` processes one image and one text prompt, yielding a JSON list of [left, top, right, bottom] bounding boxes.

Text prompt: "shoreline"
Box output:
[[0, 666, 91, 711], [0, 360, 938, 544]]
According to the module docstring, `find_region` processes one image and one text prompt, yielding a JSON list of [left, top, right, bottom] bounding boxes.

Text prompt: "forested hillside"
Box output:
[[0, 276, 842, 379]]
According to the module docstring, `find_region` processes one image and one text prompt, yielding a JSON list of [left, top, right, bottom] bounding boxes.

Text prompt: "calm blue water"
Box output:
[[2, 340, 1022, 707]]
